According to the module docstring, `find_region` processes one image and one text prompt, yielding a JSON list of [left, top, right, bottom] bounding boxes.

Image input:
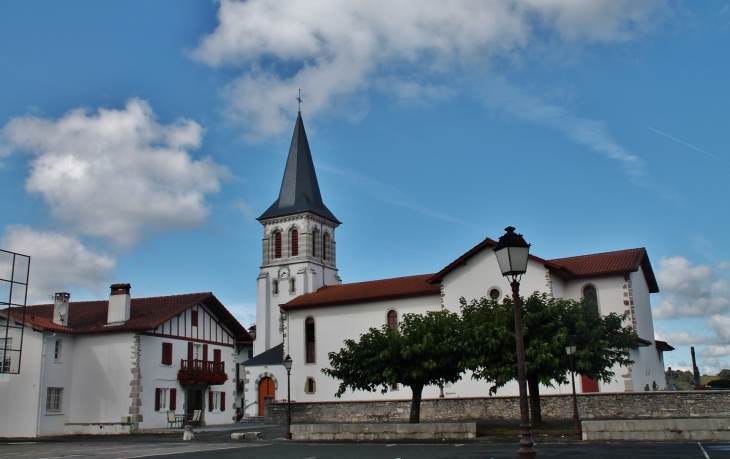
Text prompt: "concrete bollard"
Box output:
[[183, 425, 194, 441]]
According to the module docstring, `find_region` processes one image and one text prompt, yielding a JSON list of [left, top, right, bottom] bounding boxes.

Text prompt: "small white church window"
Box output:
[[272, 280, 279, 295], [305, 318, 315, 363], [54, 339, 62, 362], [305, 377, 316, 394], [387, 310, 398, 331], [289, 278, 296, 294]]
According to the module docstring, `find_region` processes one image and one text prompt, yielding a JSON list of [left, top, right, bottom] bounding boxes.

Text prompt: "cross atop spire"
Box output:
[[257, 111, 340, 223], [296, 89, 303, 112]]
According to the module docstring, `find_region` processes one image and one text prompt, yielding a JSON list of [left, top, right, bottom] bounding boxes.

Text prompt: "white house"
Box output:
[[0, 284, 252, 437], [241, 110, 674, 417]]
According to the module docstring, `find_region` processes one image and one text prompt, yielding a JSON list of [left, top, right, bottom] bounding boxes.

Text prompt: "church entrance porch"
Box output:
[[258, 377, 275, 416]]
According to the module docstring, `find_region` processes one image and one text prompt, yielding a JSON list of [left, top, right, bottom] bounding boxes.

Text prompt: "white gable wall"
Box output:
[[38, 332, 76, 436], [0, 325, 43, 438]]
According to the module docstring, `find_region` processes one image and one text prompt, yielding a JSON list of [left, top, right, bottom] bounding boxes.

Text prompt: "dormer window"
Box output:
[[291, 229, 299, 256], [274, 232, 282, 259]]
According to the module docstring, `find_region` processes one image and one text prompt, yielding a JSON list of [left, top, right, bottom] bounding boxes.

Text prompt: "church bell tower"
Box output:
[[254, 110, 341, 354]]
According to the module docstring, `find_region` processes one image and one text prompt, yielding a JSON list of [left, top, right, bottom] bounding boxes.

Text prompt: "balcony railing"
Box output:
[[180, 359, 225, 372]]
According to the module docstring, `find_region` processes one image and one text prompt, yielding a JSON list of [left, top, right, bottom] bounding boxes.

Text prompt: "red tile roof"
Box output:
[[548, 248, 658, 293], [282, 274, 440, 310], [5, 292, 252, 341]]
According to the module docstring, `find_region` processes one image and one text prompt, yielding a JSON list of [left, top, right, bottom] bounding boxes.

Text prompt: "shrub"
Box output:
[[707, 378, 730, 389]]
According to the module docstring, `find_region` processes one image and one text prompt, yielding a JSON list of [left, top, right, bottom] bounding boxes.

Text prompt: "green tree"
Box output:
[[322, 310, 465, 423], [718, 369, 730, 380], [665, 369, 694, 390], [461, 292, 637, 426]]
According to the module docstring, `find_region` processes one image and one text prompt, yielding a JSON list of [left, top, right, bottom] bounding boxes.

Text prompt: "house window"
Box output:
[[305, 317, 315, 363], [46, 387, 63, 412], [209, 391, 226, 412], [583, 285, 599, 315], [312, 229, 318, 257], [155, 388, 169, 411], [1, 338, 12, 373], [247, 349, 253, 359], [191, 310, 198, 327], [194, 344, 202, 360], [274, 232, 282, 259], [291, 229, 299, 257], [323, 233, 330, 261], [289, 278, 296, 294], [387, 310, 398, 331], [54, 339, 62, 361], [391, 383, 399, 391], [305, 377, 316, 394], [161, 342, 173, 365], [272, 280, 279, 295]]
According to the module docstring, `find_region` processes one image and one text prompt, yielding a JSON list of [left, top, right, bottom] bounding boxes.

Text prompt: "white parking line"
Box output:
[[698, 442, 711, 459], [113, 444, 265, 459]]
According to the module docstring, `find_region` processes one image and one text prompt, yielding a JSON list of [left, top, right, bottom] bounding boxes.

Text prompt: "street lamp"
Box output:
[[494, 226, 536, 459], [283, 354, 293, 440], [565, 341, 582, 440]]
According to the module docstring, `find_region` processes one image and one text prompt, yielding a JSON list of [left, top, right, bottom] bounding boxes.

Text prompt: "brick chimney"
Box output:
[[52, 292, 70, 326], [107, 283, 131, 324]]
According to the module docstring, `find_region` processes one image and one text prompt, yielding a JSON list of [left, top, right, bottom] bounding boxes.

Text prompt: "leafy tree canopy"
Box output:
[[322, 310, 465, 423]]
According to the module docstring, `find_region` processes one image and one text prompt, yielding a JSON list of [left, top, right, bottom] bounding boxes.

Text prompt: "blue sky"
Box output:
[[1, 1, 729, 375]]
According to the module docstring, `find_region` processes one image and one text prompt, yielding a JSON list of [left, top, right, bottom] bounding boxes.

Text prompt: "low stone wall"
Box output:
[[266, 391, 730, 424], [583, 419, 730, 441], [291, 422, 476, 441], [63, 423, 132, 435]]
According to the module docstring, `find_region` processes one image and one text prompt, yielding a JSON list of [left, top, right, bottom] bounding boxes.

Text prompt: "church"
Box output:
[[240, 111, 674, 417]]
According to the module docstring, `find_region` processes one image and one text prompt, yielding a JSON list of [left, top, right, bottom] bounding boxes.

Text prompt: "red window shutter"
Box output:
[[214, 349, 221, 362], [291, 230, 298, 256], [162, 342, 172, 365], [209, 391, 213, 411], [191, 310, 198, 327], [275, 232, 282, 258], [221, 392, 226, 411], [203, 344, 208, 362], [170, 388, 177, 410], [155, 388, 161, 411], [187, 342, 193, 361]]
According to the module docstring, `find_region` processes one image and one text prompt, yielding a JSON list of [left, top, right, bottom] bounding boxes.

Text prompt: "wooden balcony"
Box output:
[[180, 359, 225, 372]]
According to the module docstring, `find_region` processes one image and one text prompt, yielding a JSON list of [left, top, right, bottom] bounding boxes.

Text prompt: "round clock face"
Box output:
[[280, 268, 289, 278]]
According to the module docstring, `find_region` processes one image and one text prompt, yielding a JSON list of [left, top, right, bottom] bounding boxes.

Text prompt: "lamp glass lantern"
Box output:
[[283, 354, 293, 371], [494, 226, 531, 279], [565, 342, 577, 356]]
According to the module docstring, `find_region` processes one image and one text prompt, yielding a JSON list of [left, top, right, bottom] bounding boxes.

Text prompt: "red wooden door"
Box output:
[[258, 377, 275, 416], [581, 375, 599, 393]]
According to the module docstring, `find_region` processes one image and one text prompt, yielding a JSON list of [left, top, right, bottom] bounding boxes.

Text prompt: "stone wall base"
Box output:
[[582, 419, 730, 441], [63, 423, 132, 435], [291, 422, 476, 441]]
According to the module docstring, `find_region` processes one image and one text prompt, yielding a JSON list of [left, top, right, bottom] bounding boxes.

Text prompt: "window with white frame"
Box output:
[[159, 388, 168, 410], [54, 339, 62, 361], [212, 391, 220, 410], [194, 344, 202, 360], [46, 387, 63, 412]]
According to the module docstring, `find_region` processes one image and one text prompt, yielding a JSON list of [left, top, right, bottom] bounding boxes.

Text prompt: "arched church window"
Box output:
[[274, 232, 282, 259], [312, 229, 318, 257], [272, 280, 279, 295], [387, 310, 398, 331], [290, 229, 299, 257], [305, 317, 315, 363], [323, 233, 330, 261], [582, 285, 599, 315]]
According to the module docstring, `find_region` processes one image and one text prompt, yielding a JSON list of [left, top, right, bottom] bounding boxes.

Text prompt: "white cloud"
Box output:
[[654, 327, 711, 346], [2, 99, 228, 246], [707, 315, 730, 344], [1, 225, 115, 303], [192, 0, 666, 138], [652, 256, 730, 320], [699, 346, 730, 358]]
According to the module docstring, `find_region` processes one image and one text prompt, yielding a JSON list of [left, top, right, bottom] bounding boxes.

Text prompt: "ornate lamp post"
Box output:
[[565, 341, 582, 440], [494, 226, 536, 459], [283, 354, 293, 440]]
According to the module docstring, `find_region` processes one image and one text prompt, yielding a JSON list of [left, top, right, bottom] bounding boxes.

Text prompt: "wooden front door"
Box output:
[[258, 377, 275, 416], [186, 388, 204, 417], [581, 375, 599, 393]]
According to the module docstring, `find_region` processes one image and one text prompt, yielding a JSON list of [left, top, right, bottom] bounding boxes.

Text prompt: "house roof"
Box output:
[[242, 342, 284, 366], [258, 111, 340, 224], [6, 292, 253, 341], [281, 274, 440, 310], [427, 238, 659, 293]]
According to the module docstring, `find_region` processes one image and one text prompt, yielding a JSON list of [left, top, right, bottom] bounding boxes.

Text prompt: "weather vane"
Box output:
[[296, 89, 303, 111]]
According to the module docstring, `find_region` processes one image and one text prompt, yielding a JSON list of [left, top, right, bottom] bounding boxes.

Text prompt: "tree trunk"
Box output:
[[527, 375, 542, 427], [409, 383, 423, 423]]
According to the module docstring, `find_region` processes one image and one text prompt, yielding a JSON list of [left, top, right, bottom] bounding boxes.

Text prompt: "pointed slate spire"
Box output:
[[258, 112, 340, 223]]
